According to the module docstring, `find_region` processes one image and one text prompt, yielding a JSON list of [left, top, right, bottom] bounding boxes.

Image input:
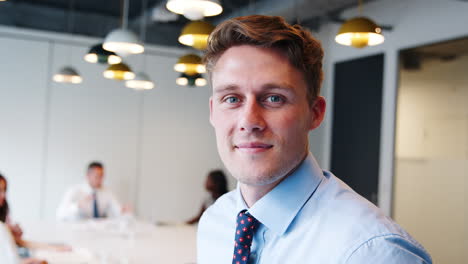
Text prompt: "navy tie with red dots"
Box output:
[[232, 210, 259, 264]]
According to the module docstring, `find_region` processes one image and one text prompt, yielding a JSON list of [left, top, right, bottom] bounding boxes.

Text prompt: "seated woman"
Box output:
[[186, 170, 229, 224], [0, 173, 70, 255]]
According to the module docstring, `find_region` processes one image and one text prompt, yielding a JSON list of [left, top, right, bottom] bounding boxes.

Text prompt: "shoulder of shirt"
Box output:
[[315, 171, 429, 260], [199, 190, 236, 227]]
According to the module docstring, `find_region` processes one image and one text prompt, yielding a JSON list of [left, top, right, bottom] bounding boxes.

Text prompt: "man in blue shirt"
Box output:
[[198, 15, 432, 264]]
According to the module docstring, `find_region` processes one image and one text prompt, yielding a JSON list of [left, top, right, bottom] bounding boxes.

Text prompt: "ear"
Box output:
[[209, 96, 214, 127], [309, 96, 326, 131]]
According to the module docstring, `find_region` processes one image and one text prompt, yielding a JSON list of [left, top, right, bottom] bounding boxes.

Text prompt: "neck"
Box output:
[[240, 152, 308, 208], [240, 181, 280, 208]]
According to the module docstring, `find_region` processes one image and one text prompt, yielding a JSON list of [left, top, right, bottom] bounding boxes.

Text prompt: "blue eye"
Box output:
[[266, 95, 283, 103], [225, 96, 240, 103]]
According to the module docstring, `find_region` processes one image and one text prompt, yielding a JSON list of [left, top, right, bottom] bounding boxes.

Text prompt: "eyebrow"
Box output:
[[213, 83, 296, 95], [213, 84, 238, 95], [261, 83, 296, 93]]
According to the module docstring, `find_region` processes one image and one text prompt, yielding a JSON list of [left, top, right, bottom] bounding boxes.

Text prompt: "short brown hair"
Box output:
[[204, 15, 324, 104], [88, 161, 103, 171]]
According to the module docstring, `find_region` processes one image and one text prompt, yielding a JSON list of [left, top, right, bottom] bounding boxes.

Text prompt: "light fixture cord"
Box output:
[[249, 0, 256, 14], [67, 0, 76, 34], [139, 0, 148, 70], [66, 0, 76, 65], [294, 0, 300, 25], [122, 0, 129, 29], [358, 0, 363, 16]]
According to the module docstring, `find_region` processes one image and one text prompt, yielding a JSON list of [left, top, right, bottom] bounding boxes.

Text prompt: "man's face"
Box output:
[[210, 45, 325, 187], [87, 167, 104, 189]]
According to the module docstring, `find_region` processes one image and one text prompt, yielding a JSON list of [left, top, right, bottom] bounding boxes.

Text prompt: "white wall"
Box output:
[[0, 26, 225, 223], [394, 55, 468, 264], [0, 35, 50, 220]]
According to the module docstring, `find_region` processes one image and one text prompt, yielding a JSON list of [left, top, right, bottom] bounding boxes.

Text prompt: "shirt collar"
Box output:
[[235, 152, 324, 236]]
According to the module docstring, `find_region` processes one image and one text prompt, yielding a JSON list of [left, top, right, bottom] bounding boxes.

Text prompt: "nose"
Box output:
[[239, 98, 266, 133]]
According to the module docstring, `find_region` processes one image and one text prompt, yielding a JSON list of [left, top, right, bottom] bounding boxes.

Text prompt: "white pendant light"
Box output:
[[126, 72, 154, 90], [103, 29, 144, 55], [166, 0, 223, 20], [53, 66, 82, 84], [103, 0, 144, 55]]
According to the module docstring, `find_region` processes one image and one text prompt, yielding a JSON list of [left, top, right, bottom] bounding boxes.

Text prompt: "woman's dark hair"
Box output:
[[0, 173, 9, 223], [208, 170, 228, 196]]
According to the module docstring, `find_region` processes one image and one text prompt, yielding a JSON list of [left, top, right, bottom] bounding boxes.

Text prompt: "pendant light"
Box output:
[[166, 0, 222, 20], [174, 54, 206, 75], [176, 73, 206, 87], [125, 0, 155, 90], [335, 0, 384, 48], [103, 0, 144, 55], [53, 0, 82, 84], [84, 43, 122, 64], [53, 66, 82, 84], [179, 20, 215, 50], [103, 62, 135, 80], [126, 72, 154, 90]]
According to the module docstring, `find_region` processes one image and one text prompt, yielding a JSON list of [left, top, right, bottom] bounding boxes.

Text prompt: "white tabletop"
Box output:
[[22, 219, 197, 264]]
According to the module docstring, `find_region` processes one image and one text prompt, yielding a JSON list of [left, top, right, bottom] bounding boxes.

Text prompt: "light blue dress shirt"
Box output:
[[197, 153, 432, 264]]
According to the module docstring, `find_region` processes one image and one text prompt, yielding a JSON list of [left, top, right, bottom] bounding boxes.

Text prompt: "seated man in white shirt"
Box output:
[[0, 222, 46, 264], [56, 162, 123, 221]]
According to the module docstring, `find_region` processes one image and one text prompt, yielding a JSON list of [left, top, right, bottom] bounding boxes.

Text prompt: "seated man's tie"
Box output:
[[92, 192, 99, 218]]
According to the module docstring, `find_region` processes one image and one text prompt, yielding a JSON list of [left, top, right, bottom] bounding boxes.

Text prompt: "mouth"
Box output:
[[234, 142, 273, 153]]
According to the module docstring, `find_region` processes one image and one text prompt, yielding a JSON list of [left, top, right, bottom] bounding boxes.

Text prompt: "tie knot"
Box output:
[[235, 210, 258, 245]]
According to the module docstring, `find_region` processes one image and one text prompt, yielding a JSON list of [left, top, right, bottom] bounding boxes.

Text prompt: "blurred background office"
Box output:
[[0, 0, 467, 263]]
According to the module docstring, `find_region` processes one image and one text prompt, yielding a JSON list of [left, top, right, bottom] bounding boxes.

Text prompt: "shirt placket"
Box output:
[[248, 224, 266, 264]]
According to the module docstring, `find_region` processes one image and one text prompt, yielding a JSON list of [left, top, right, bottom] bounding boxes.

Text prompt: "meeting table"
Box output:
[[22, 218, 197, 264]]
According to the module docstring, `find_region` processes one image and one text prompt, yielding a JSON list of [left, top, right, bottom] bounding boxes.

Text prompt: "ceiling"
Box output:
[[401, 37, 468, 70], [0, 0, 370, 48]]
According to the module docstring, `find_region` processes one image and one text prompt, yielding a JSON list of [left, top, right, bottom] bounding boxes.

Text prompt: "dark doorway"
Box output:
[[331, 54, 384, 205]]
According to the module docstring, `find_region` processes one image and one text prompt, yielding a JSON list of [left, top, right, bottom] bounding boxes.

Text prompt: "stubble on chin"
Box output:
[[229, 157, 288, 187]]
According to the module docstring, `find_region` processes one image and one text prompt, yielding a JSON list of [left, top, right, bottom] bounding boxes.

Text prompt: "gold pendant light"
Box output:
[[174, 54, 206, 75], [335, 0, 384, 48], [179, 21, 215, 50], [103, 62, 135, 80]]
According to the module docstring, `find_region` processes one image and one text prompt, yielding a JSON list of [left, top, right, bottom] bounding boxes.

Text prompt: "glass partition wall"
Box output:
[[393, 38, 468, 264]]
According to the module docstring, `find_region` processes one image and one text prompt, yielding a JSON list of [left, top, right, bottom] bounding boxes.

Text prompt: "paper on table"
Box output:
[[34, 247, 96, 264]]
